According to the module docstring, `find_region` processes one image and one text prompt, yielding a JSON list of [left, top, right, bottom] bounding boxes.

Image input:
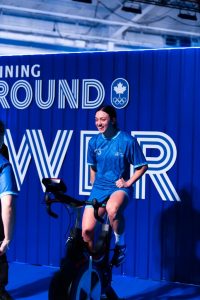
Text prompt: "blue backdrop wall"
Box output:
[[0, 48, 200, 285]]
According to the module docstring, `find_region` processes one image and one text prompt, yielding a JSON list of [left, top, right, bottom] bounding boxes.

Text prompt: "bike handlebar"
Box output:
[[42, 178, 108, 223]]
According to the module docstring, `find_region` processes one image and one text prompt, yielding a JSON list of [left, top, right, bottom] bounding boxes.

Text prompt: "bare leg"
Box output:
[[106, 190, 128, 235], [82, 206, 106, 252], [106, 191, 128, 266]]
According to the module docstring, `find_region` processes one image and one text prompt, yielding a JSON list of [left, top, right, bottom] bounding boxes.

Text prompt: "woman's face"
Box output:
[[95, 110, 113, 133]]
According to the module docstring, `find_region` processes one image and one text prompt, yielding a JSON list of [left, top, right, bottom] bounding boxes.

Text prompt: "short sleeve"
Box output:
[[87, 136, 97, 167], [127, 136, 147, 169], [0, 162, 18, 198]]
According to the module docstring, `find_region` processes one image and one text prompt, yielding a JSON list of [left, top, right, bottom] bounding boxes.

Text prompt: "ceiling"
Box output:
[[0, 0, 200, 55]]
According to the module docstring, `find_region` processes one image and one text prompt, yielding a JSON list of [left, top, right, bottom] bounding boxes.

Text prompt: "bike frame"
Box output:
[[42, 178, 119, 300]]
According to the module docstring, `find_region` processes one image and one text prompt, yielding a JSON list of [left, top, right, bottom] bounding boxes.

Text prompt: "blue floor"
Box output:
[[7, 262, 200, 299]]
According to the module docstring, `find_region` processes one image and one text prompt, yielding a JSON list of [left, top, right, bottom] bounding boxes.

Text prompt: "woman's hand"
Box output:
[[115, 178, 129, 188], [116, 165, 148, 190], [0, 239, 10, 256]]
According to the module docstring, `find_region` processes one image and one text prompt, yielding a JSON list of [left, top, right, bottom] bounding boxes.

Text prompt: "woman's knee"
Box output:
[[82, 227, 94, 242], [106, 203, 118, 220], [106, 192, 128, 220]]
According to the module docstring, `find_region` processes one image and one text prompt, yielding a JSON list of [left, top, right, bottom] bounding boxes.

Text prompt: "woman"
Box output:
[[0, 121, 18, 300], [82, 105, 148, 266]]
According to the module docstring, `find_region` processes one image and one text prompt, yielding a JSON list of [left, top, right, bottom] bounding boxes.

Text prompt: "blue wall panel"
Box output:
[[0, 48, 200, 284]]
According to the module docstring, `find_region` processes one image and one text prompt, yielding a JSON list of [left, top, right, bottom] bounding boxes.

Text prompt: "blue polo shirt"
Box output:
[[0, 154, 18, 198], [87, 131, 147, 203]]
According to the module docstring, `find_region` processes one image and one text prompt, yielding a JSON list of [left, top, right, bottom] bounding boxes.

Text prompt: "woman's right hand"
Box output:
[[0, 239, 10, 256]]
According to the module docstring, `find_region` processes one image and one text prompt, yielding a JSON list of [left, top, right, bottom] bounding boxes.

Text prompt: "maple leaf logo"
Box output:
[[111, 78, 129, 109], [113, 82, 126, 95]]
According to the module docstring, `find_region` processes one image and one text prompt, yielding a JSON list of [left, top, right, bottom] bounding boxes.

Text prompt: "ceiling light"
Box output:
[[72, 0, 92, 3], [122, 2, 142, 14]]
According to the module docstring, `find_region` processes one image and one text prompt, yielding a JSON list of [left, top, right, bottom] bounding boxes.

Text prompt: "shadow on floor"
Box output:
[[7, 263, 200, 300]]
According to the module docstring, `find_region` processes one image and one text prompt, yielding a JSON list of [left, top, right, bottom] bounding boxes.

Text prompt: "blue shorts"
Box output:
[[86, 185, 131, 208]]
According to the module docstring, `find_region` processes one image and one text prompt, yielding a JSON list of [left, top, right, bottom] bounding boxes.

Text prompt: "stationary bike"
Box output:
[[42, 178, 120, 300]]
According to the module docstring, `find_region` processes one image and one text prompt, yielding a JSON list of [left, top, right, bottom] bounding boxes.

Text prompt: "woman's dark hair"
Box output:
[[96, 105, 118, 128], [96, 105, 116, 119], [0, 121, 9, 160], [0, 120, 5, 137], [0, 120, 5, 152]]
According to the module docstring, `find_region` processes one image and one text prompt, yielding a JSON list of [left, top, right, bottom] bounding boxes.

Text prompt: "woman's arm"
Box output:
[[116, 165, 148, 188], [90, 166, 96, 185], [0, 194, 15, 255]]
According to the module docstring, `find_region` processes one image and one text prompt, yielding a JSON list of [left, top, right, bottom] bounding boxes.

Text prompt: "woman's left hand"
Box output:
[[116, 178, 129, 188]]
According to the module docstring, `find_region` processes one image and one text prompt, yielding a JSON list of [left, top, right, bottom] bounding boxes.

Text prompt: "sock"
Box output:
[[114, 232, 125, 246]]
